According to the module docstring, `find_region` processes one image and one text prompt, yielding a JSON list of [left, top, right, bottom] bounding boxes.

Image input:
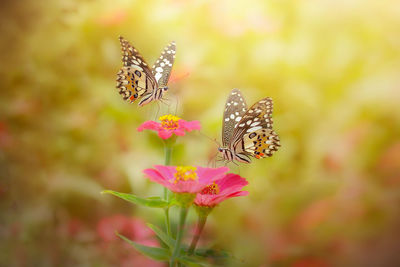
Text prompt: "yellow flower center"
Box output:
[[173, 166, 198, 184], [159, 114, 181, 130], [200, 182, 220, 195]]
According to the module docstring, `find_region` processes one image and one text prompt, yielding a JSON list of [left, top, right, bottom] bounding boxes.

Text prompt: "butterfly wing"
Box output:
[[116, 36, 157, 103], [231, 97, 280, 158], [151, 41, 176, 88], [222, 89, 248, 147], [243, 128, 280, 158]]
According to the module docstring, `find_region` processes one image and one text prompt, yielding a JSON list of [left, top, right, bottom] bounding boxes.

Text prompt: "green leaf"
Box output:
[[117, 233, 170, 261], [147, 223, 175, 248], [177, 255, 209, 267], [195, 248, 232, 259], [101, 190, 168, 208], [168, 196, 179, 207]]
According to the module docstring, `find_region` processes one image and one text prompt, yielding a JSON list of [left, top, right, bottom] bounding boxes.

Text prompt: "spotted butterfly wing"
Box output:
[[152, 41, 176, 88], [222, 89, 248, 147], [116, 36, 158, 104], [231, 97, 280, 159]]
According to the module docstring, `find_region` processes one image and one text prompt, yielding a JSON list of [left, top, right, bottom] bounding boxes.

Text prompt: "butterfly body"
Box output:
[[218, 89, 280, 164], [116, 36, 175, 106]]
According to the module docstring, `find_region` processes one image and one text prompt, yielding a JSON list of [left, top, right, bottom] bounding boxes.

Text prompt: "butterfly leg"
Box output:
[[174, 95, 179, 116], [159, 98, 171, 106], [154, 101, 161, 120], [208, 151, 220, 167], [231, 160, 239, 167]]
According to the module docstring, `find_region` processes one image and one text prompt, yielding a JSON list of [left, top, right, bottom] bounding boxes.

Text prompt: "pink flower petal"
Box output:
[[194, 173, 249, 207], [212, 190, 249, 204], [144, 166, 240, 195], [196, 166, 229, 184], [137, 121, 161, 132], [180, 120, 201, 131], [158, 129, 173, 139], [137, 116, 200, 140], [173, 128, 186, 136], [143, 169, 171, 188], [216, 173, 248, 192], [153, 165, 176, 180]]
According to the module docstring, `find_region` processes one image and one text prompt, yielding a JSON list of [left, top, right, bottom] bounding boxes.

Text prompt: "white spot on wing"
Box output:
[[247, 126, 262, 132], [155, 72, 162, 82], [132, 65, 143, 71]]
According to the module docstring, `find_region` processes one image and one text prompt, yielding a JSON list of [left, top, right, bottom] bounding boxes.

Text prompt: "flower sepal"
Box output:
[[163, 134, 177, 147], [174, 192, 196, 208], [194, 205, 213, 218]]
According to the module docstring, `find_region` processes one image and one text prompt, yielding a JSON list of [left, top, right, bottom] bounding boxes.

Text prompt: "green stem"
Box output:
[[170, 207, 188, 267], [188, 215, 207, 255], [164, 145, 172, 165], [164, 144, 173, 236]]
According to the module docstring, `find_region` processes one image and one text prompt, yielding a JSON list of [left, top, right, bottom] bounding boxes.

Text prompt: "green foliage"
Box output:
[[147, 223, 175, 248], [102, 190, 169, 208], [117, 233, 170, 261]]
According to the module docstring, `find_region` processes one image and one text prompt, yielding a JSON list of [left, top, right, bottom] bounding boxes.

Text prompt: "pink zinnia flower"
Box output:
[[97, 215, 157, 247], [137, 114, 200, 140], [194, 173, 248, 207], [143, 165, 229, 194]]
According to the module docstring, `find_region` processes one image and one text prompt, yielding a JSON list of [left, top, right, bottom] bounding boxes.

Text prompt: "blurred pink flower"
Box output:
[[137, 114, 200, 140], [376, 142, 400, 185], [67, 218, 83, 237], [97, 215, 157, 247], [168, 69, 190, 84], [292, 257, 330, 267], [194, 173, 248, 207], [294, 198, 335, 234], [97, 215, 162, 267], [143, 165, 229, 194], [96, 9, 127, 26], [0, 121, 13, 148]]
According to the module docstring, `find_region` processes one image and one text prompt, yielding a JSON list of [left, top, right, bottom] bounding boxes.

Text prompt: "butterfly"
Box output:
[[218, 89, 280, 163], [116, 36, 176, 106]]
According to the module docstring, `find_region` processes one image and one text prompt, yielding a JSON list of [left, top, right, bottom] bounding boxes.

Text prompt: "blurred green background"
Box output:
[[1, 0, 400, 266]]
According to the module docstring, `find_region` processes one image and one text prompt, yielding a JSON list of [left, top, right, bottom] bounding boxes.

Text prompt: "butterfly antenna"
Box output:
[[174, 95, 179, 116], [163, 98, 170, 114], [198, 131, 220, 148], [154, 101, 161, 120], [207, 150, 219, 167], [213, 157, 222, 167]]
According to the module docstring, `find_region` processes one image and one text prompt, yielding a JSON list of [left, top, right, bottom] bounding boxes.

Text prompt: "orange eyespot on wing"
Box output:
[[116, 67, 147, 103], [243, 129, 280, 159]]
